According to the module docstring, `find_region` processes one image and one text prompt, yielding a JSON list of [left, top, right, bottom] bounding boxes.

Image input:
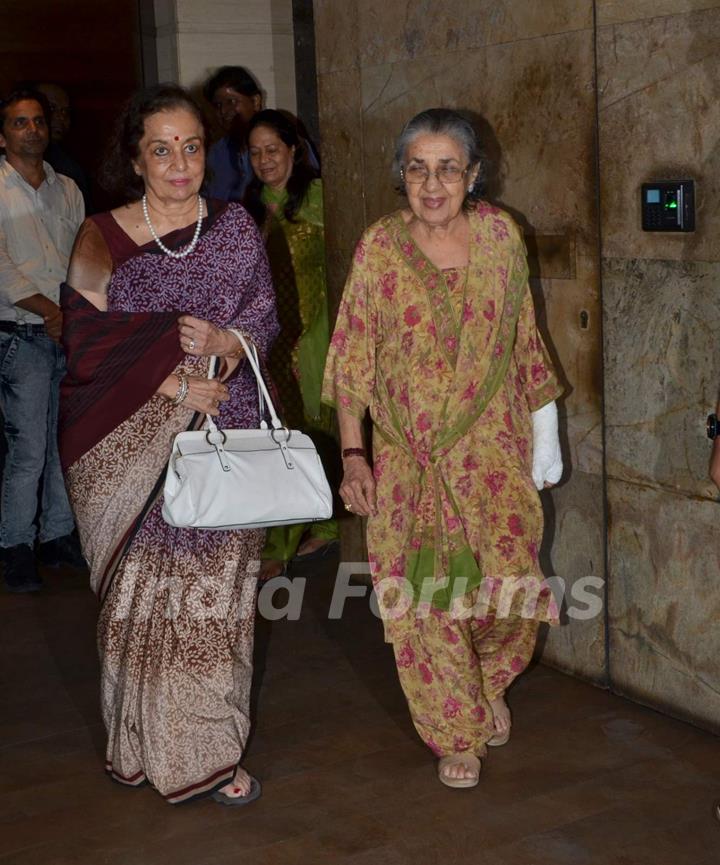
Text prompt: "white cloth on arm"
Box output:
[[531, 400, 562, 490]]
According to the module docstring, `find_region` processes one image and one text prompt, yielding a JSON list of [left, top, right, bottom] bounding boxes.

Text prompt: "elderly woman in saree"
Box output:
[[322, 108, 564, 789], [244, 109, 338, 580], [58, 85, 278, 805]]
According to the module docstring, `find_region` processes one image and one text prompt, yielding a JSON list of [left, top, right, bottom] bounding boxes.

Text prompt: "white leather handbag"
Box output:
[[162, 331, 333, 530]]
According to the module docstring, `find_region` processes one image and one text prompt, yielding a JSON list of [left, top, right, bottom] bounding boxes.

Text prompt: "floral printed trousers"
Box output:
[[392, 611, 539, 758]]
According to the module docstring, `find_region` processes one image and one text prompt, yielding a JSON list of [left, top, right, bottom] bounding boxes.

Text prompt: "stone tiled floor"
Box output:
[[1, 559, 719, 865]]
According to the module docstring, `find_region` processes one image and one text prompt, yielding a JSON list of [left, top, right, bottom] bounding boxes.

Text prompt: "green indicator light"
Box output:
[[665, 200, 678, 209]]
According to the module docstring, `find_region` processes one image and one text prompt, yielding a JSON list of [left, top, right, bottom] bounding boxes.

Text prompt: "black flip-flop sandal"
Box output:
[[211, 776, 262, 806]]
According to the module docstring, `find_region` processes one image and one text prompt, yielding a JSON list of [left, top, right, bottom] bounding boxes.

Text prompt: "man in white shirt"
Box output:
[[0, 89, 85, 591]]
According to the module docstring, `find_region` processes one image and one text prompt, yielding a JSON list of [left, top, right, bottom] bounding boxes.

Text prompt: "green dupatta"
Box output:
[[261, 179, 330, 423]]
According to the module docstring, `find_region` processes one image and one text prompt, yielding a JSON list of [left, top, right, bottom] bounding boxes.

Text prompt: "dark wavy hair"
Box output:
[[99, 84, 208, 200], [202, 66, 261, 103], [0, 89, 51, 134], [243, 109, 319, 226], [392, 108, 488, 207]]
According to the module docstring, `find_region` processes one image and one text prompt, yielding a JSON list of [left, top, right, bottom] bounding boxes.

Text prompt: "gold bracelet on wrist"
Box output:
[[171, 373, 189, 406]]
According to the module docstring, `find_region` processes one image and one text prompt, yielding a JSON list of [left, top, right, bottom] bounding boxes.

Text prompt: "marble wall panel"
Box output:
[[313, 0, 360, 74], [603, 258, 720, 498], [597, 7, 720, 262], [598, 0, 720, 27], [539, 471, 607, 683], [354, 0, 592, 68], [607, 479, 720, 732], [359, 31, 597, 235], [316, 65, 367, 307]]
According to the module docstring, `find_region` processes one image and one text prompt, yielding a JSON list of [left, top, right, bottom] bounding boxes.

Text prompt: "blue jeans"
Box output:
[[0, 331, 75, 548]]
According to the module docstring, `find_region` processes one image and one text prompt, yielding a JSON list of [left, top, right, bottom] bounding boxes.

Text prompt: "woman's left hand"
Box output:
[[178, 315, 242, 357]]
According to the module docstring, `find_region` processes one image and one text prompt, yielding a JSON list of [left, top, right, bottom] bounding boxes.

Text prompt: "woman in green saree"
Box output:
[[245, 110, 338, 580]]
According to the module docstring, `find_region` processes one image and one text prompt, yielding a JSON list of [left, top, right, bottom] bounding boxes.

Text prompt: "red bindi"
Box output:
[[174, 135, 180, 141]]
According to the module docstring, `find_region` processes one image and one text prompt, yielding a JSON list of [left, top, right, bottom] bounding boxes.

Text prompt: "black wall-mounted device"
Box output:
[[641, 180, 695, 232]]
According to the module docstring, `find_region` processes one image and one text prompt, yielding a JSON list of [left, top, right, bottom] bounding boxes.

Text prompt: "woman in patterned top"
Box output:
[[322, 109, 564, 789], [59, 85, 278, 805], [245, 109, 338, 581]]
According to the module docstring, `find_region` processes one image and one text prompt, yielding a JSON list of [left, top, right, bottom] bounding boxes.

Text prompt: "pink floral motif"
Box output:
[[390, 509, 404, 531], [491, 669, 510, 689], [494, 341, 505, 358], [443, 626, 460, 645], [496, 535, 515, 561], [401, 332, 414, 354], [492, 219, 509, 241], [510, 655, 525, 673], [462, 381, 477, 401], [484, 471, 508, 496], [330, 329, 347, 354], [531, 362, 547, 385], [354, 240, 366, 263], [349, 314, 365, 334], [453, 736, 471, 752], [404, 305, 421, 327], [507, 514, 524, 537], [392, 484, 405, 504], [483, 299, 496, 321], [396, 643, 416, 668], [445, 335, 458, 354], [462, 454, 479, 472], [463, 302, 474, 323], [443, 696, 462, 719], [417, 412, 432, 432], [471, 705, 487, 723], [456, 475, 472, 497], [381, 270, 397, 299], [339, 395, 351, 408], [419, 663, 433, 685], [503, 411, 513, 432], [495, 430, 514, 454], [526, 540, 539, 563], [389, 554, 406, 578], [446, 516, 461, 533]]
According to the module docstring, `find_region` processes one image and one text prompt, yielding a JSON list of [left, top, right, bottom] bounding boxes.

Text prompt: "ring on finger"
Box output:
[[344, 502, 353, 512], [189, 338, 196, 350]]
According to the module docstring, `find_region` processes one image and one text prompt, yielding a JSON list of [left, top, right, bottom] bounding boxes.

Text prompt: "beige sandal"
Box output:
[[437, 753, 481, 789]]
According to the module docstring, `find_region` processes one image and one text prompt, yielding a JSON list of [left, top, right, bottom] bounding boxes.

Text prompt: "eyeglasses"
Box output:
[[400, 164, 470, 185]]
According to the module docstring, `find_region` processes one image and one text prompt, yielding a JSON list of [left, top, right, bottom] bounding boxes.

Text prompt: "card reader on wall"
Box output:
[[641, 180, 695, 232]]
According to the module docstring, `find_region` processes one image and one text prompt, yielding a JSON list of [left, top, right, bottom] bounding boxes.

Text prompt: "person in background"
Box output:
[[203, 65, 319, 204], [32, 82, 93, 212], [323, 108, 564, 789], [0, 89, 85, 592], [245, 109, 338, 580], [203, 65, 264, 203], [59, 84, 278, 805]]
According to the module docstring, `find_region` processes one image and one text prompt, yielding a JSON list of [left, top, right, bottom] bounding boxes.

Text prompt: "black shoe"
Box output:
[[38, 534, 87, 570], [3, 544, 41, 593]]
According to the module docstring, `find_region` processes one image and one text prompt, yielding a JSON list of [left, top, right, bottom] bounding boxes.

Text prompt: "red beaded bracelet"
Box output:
[[342, 448, 366, 459]]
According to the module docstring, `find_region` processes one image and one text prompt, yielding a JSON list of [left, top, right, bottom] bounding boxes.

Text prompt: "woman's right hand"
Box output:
[[157, 374, 230, 416], [340, 457, 377, 517]]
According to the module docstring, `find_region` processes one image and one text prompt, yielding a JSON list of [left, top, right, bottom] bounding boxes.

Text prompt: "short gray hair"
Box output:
[[392, 108, 487, 204]]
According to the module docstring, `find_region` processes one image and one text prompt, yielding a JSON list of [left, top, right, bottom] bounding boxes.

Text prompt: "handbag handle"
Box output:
[[205, 329, 283, 432]]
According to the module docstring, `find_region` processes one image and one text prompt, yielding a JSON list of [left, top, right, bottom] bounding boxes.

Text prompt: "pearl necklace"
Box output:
[[142, 194, 203, 259]]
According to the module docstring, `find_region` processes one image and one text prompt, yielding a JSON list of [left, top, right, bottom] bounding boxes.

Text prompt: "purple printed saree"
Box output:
[[59, 201, 278, 802]]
